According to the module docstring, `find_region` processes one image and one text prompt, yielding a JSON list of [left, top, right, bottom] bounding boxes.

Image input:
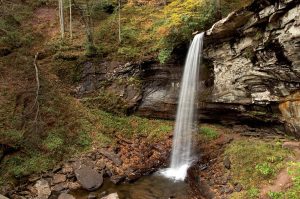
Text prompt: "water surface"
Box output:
[[73, 173, 190, 199]]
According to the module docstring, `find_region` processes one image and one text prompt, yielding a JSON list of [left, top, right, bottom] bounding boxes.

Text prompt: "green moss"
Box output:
[[224, 139, 290, 189], [43, 133, 64, 152], [247, 187, 260, 198], [95, 133, 113, 147], [255, 162, 275, 177], [3, 153, 55, 178], [77, 130, 92, 148], [199, 126, 219, 140]]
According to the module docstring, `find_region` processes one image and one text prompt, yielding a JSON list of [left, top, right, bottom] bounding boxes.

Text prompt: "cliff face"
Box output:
[[77, 0, 300, 137], [204, 0, 300, 136]]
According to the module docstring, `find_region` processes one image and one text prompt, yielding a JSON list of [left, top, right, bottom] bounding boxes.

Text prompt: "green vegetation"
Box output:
[[255, 162, 275, 177], [247, 187, 260, 199], [91, 0, 252, 63], [93, 109, 173, 139], [199, 126, 219, 140], [3, 153, 56, 178], [267, 162, 300, 199], [225, 139, 290, 188], [267, 191, 284, 199], [95, 0, 217, 62]]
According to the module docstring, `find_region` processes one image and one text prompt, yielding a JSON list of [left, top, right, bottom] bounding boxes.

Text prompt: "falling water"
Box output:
[[161, 33, 204, 181]]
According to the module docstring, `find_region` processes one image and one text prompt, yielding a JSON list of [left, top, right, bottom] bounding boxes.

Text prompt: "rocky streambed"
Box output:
[[1, 135, 178, 199]]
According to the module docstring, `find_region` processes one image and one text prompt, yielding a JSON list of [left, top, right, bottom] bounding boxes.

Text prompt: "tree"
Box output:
[[118, 0, 121, 43], [69, 0, 73, 39], [58, 0, 65, 39], [72, 0, 96, 55], [215, 0, 222, 19]]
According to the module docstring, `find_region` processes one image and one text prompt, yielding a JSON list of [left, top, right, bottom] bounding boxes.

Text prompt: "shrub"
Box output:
[[158, 48, 172, 64]]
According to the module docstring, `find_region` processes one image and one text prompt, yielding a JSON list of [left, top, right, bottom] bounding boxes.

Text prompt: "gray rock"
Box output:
[[68, 181, 81, 190], [74, 163, 103, 191], [52, 182, 68, 192], [62, 163, 73, 174], [52, 164, 62, 173], [234, 183, 243, 192], [282, 141, 300, 150], [223, 157, 231, 170], [110, 175, 125, 184], [101, 193, 119, 199], [88, 192, 97, 199], [58, 193, 76, 199], [99, 149, 123, 166], [53, 174, 67, 184], [0, 194, 9, 199], [34, 179, 51, 199]]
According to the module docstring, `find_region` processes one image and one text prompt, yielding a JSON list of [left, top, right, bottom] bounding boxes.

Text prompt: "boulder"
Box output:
[[101, 193, 119, 199], [58, 193, 76, 199], [34, 179, 51, 199], [74, 163, 103, 191]]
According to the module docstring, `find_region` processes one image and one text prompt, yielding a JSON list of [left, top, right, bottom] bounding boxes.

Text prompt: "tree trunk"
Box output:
[[118, 0, 121, 43], [216, 0, 222, 19], [69, 0, 72, 39], [58, 0, 65, 39]]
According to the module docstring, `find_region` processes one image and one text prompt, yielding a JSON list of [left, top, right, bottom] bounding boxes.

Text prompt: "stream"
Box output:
[[72, 173, 190, 199]]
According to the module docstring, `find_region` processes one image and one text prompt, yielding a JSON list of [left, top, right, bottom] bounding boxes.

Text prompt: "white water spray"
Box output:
[[161, 33, 204, 181]]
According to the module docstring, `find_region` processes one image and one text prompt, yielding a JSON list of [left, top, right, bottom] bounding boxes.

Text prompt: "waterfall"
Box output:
[[161, 33, 204, 181]]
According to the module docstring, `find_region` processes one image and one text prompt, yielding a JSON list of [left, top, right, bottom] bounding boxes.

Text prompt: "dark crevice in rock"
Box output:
[[266, 40, 292, 66]]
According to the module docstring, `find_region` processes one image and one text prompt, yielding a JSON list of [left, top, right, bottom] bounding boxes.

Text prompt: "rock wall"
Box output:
[[204, 0, 300, 136], [76, 0, 300, 137]]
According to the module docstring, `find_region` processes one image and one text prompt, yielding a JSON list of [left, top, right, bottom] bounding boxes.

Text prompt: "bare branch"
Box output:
[[33, 53, 40, 129]]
